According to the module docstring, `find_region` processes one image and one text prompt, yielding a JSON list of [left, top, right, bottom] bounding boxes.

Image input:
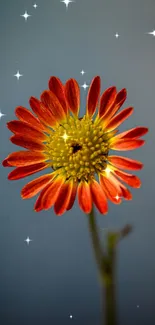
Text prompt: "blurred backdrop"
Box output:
[[0, 0, 155, 324]]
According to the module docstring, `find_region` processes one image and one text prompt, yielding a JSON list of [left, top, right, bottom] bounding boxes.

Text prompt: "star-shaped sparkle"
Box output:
[[14, 71, 23, 80], [61, 0, 75, 9], [0, 110, 6, 120], [25, 237, 33, 245], [21, 11, 31, 21], [115, 33, 119, 38], [81, 82, 89, 90], [147, 30, 155, 37], [80, 70, 85, 75], [61, 131, 70, 142], [115, 195, 120, 201], [33, 3, 38, 8]]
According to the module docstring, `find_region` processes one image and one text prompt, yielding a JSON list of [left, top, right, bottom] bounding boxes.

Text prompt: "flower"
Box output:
[[2, 76, 148, 215]]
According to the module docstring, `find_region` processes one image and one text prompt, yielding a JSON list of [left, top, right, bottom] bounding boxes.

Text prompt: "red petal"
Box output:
[[10, 135, 45, 151], [105, 107, 134, 131], [77, 181, 92, 213], [21, 174, 54, 199], [8, 162, 48, 180], [107, 174, 132, 200], [113, 170, 141, 188], [34, 182, 53, 212], [48, 76, 68, 115], [29, 97, 57, 128], [103, 88, 127, 123], [54, 180, 74, 215], [98, 86, 117, 118], [99, 175, 121, 204], [108, 156, 143, 170], [7, 120, 46, 141], [86, 76, 101, 117], [119, 184, 132, 200], [41, 176, 65, 210], [66, 181, 77, 211], [90, 179, 108, 214], [65, 78, 80, 116], [15, 106, 46, 131], [110, 139, 145, 151], [2, 158, 12, 167], [6, 151, 47, 167], [41, 90, 66, 122], [115, 127, 149, 140]]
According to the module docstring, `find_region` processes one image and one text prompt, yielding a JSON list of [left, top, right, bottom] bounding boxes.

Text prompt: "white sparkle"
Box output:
[[14, 71, 23, 80], [21, 11, 31, 21], [33, 3, 38, 8], [61, 0, 75, 9], [147, 30, 155, 37], [0, 110, 6, 120], [25, 237, 33, 245], [137, 305, 139, 308], [114, 195, 120, 201], [61, 131, 69, 142], [69, 315, 73, 319], [80, 70, 85, 75], [105, 167, 111, 176], [81, 82, 89, 90], [115, 33, 119, 38]]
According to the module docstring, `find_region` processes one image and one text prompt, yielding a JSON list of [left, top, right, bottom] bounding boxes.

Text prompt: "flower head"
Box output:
[[2, 76, 148, 215]]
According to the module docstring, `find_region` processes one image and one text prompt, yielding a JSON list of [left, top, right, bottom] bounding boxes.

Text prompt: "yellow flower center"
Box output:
[[44, 115, 111, 182]]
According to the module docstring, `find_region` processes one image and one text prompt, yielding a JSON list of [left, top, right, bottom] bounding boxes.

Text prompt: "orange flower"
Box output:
[[2, 76, 148, 215]]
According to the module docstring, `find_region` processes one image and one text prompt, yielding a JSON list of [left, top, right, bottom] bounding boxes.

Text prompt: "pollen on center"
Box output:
[[44, 115, 111, 182]]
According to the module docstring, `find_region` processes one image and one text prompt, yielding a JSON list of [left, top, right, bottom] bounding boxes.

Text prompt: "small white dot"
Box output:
[[115, 33, 119, 38], [137, 305, 139, 308], [70, 315, 73, 319]]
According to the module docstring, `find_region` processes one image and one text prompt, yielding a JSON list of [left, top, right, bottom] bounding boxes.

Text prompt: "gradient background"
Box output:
[[0, 0, 155, 324]]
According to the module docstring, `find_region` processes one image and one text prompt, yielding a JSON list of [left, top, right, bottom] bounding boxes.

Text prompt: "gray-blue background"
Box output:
[[0, 0, 155, 324]]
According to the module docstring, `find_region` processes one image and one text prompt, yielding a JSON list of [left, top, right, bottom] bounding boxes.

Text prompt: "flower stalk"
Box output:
[[88, 206, 132, 325]]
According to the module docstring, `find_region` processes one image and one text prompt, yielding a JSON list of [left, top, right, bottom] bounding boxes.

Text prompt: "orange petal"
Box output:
[[8, 162, 48, 180], [107, 174, 132, 200], [15, 106, 46, 132], [65, 78, 80, 116], [86, 76, 101, 117], [113, 170, 141, 188], [40, 90, 66, 122], [77, 181, 92, 213], [54, 180, 74, 215], [21, 173, 54, 199], [99, 175, 121, 204], [48, 76, 68, 115], [10, 135, 45, 151], [108, 156, 143, 170], [7, 120, 46, 141], [41, 176, 65, 210], [110, 139, 145, 151], [105, 107, 134, 131], [119, 184, 132, 200], [66, 181, 77, 211], [98, 86, 117, 118], [6, 151, 47, 167], [90, 179, 108, 214], [114, 127, 149, 140], [29, 97, 57, 128], [34, 182, 53, 212], [103, 88, 127, 123]]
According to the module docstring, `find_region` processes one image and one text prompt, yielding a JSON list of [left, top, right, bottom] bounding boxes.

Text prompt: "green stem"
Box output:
[[88, 206, 118, 325], [102, 247, 118, 325], [87, 205, 104, 273]]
